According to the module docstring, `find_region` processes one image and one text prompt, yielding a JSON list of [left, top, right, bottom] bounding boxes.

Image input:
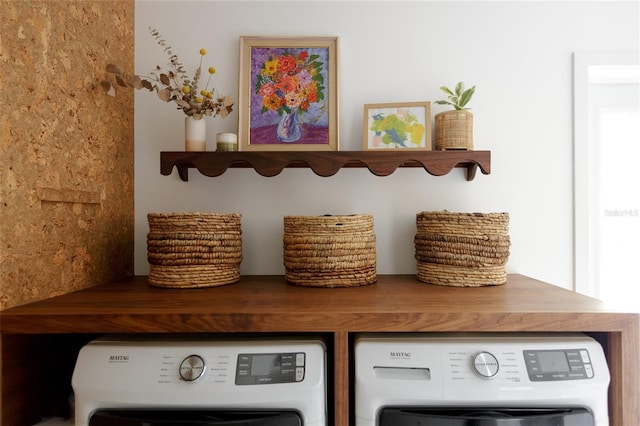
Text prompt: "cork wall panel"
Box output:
[[0, 1, 135, 310]]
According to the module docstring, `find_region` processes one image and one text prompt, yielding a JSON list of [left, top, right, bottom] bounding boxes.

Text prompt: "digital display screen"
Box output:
[[538, 351, 570, 372], [250, 354, 279, 376]]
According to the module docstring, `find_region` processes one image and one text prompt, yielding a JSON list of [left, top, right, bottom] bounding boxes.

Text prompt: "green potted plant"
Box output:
[[434, 82, 476, 150]]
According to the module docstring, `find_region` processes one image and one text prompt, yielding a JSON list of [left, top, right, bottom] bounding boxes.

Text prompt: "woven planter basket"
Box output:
[[434, 110, 473, 150], [283, 214, 377, 288], [414, 211, 510, 287], [147, 212, 242, 288]]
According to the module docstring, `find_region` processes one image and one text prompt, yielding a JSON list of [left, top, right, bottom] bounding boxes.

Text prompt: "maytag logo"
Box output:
[[109, 355, 129, 362], [390, 351, 411, 359]]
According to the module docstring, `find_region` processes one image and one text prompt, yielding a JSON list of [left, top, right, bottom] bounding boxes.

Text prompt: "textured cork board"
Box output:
[[0, 1, 135, 310]]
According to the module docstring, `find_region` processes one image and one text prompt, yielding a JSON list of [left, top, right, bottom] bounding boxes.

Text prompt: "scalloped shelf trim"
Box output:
[[160, 150, 491, 181]]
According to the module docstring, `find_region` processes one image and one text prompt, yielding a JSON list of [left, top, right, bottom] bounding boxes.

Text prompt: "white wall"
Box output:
[[134, 1, 639, 290]]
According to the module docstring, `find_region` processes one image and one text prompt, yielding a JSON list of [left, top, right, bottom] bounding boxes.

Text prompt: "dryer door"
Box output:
[[89, 410, 302, 426], [378, 407, 594, 426]]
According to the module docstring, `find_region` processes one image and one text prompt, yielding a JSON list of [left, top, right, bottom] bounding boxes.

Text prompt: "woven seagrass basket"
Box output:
[[414, 211, 510, 287], [147, 212, 242, 288], [434, 110, 473, 150], [283, 214, 377, 288]]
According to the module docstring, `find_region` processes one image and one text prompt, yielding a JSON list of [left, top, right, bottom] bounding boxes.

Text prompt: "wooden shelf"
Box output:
[[160, 150, 491, 181], [1, 274, 638, 426]]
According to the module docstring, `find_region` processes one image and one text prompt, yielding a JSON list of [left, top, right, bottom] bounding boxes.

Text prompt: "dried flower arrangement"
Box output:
[[101, 28, 234, 120]]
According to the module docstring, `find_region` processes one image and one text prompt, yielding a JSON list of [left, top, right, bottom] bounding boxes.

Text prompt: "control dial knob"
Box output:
[[179, 354, 206, 382], [472, 351, 499, 378]]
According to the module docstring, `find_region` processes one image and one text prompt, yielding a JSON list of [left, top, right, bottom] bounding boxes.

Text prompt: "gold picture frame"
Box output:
[[238, 36, 339, 151], [363, 101, 432, 150]]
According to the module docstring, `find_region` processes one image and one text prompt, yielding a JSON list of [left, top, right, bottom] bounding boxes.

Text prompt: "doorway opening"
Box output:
[[574, 52, 639, 310]]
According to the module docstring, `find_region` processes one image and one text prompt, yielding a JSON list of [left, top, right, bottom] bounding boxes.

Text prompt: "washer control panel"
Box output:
[[179, 354, 206, 382], [235, 352, 306, 385], [472, 351, 499, 378], [524, 349, 594, 381]]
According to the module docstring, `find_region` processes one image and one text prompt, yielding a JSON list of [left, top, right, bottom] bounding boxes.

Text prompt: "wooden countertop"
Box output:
[[0, 274, 633, 334], [1, 274, 638, 425]]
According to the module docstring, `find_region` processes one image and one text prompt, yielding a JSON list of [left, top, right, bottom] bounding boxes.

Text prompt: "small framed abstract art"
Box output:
[[238, 36, 339, 151], [363, 101, 432, 150]]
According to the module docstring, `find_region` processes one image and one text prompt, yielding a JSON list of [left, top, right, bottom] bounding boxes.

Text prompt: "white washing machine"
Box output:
[[355, 333, 610, 426], [72, 335, 326, 426]]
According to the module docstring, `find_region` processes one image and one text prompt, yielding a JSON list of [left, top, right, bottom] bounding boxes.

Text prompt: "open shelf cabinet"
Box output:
[[1, 274, 638, 426]]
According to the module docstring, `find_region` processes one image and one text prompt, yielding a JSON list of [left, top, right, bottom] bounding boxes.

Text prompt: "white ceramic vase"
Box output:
[[185, 116, 206, 151]]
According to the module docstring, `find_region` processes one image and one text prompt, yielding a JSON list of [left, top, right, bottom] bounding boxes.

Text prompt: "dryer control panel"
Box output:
[[524, 348, 594, 381], [236, 352, 306, 385]]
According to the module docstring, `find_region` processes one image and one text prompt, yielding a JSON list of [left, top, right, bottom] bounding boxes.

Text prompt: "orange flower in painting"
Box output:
[[278, 54, 297, 74], [262, 94, 282, 111], [284, 91, 302, 109], [303, 83, 318, 104], [276, 74, 299, 95]]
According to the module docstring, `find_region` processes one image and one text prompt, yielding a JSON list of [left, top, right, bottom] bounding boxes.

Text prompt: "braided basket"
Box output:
[[147, 212, 242, 288], [414, 211, 510, 287], [434, 110, 473, 150], [283, 214, 377, 288]]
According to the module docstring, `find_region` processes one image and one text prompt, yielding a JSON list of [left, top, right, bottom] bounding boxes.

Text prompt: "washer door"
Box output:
[[378, 407, 594, 426], [88, 410, 302, 426]]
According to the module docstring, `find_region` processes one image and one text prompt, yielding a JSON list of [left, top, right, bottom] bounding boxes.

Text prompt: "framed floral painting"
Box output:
[[363, 101, 432, 150], [238, 36, 339, 151]]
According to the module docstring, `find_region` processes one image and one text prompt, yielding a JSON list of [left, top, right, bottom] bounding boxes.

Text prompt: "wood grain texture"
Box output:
[[0, 274, 624, 334], [1, 274, 637, 425], [333, 331, 349, 426], [160, 150, 491, 181]]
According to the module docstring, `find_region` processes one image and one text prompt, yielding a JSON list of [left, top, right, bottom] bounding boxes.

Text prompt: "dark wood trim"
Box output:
[[160, 150, 491, 181]]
